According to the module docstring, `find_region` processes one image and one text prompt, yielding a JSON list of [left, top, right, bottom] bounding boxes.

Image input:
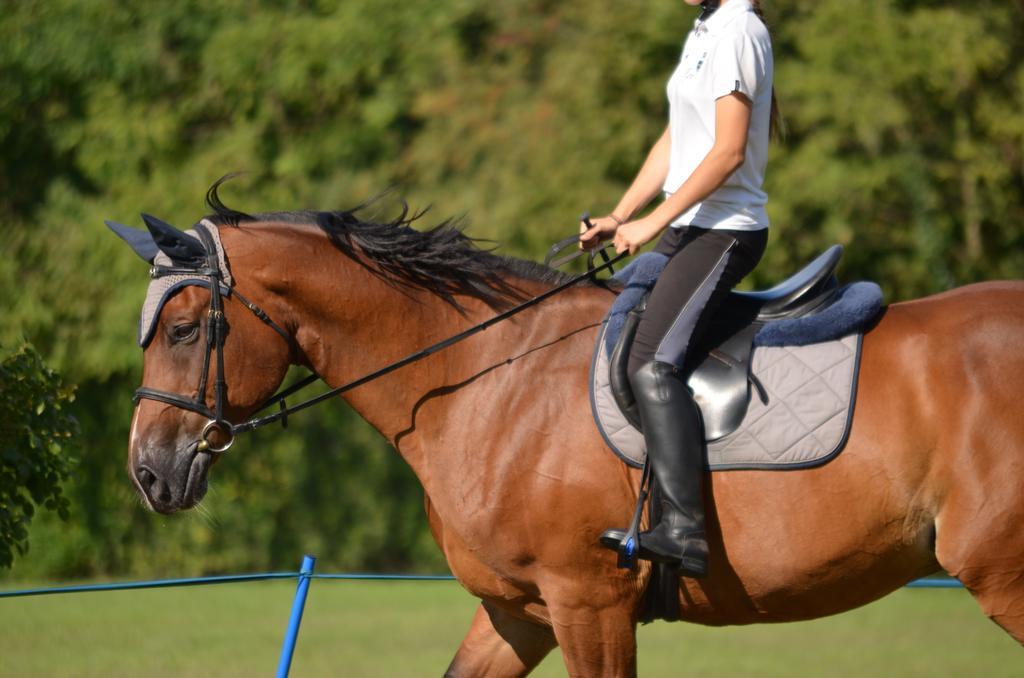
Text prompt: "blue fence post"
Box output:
[[277, 554, 316, 678]]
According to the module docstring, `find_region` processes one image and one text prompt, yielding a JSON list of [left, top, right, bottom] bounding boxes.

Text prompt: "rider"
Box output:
[[581, 0, 778, 577]]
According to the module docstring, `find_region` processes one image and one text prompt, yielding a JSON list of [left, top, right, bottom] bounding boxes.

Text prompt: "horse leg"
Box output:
[[936, 488, 1024, 644], [933, 413, 1024, 644], [548, 602, 637, 678], [970, 579, 1024, 645], [445, 601, 557, 677]]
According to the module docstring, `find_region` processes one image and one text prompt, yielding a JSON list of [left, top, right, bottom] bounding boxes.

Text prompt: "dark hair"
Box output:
[[202, 177, 585, 312], [750, 0, 785, 140]]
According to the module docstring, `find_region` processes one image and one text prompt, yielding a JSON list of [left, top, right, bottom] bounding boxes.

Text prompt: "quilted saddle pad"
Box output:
[[589, 324, 863, 471]]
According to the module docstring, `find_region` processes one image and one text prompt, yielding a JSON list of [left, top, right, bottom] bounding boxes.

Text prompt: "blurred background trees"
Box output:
[[1, 0, 1021, 580], [0, 344, 76, 569]]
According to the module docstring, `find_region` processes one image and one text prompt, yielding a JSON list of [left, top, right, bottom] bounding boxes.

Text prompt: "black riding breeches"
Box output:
[[627, 226, 768, 378]]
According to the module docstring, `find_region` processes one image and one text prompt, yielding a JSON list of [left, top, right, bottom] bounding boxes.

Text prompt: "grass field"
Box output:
[[2, 579, 1021, 677]]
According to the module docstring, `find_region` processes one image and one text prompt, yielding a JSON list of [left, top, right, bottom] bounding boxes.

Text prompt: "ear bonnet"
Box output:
[[106, 216, 233, 346]]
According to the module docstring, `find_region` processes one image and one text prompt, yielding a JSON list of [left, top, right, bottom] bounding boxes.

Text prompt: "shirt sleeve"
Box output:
[[710, 30, 769, 102]]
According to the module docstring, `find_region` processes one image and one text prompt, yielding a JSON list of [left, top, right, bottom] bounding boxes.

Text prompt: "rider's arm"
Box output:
[[613, 92, 752, 254]]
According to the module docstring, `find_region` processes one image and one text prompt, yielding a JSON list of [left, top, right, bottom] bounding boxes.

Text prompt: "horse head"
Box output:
[[108, 215, 293, 513]]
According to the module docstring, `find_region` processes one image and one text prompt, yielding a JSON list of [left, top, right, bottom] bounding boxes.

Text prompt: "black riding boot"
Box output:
[[603, 361, 709, 577]]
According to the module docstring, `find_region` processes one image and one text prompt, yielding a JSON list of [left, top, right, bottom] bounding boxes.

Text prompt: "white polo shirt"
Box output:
[[664, 0, 773, 231]]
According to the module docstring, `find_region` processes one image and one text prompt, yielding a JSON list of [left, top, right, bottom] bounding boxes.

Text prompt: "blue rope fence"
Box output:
[[904, 578, 964, 588], [0, 570, 457, 599], [0, 557, 963, 677]]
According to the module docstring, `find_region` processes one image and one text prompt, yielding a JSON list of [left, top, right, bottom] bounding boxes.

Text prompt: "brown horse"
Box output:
[[118, 195, 1024, 676]]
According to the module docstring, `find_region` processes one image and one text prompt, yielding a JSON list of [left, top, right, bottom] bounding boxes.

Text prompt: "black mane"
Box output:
[[202, 176, 584, 310]]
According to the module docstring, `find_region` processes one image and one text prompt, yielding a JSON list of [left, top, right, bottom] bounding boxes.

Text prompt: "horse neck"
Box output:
[[245, 223, 612, 482]]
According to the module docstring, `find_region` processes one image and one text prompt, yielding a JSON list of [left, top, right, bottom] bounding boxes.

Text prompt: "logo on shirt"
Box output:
[[684, 50, 709, 79]]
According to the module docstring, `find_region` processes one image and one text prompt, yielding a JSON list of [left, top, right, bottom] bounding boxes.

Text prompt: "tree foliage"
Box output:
[[1, 0, 1022, 579], [0, 344, 76, 568]]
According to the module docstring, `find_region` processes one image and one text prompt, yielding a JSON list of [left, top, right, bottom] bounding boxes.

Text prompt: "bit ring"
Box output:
[[198, 419, 235, 453]]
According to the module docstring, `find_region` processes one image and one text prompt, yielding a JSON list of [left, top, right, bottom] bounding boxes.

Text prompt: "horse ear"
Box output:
[[105, 220, 160, 263], [141, 213, 206, 267]]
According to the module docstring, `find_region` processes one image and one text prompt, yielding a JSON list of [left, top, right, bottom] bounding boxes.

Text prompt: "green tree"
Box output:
[[767, 0, 1024, 298], [0, 344, 76, 568]]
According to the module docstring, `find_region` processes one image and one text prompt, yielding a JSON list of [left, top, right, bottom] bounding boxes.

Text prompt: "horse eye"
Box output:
[[172, 323, 198, 342]]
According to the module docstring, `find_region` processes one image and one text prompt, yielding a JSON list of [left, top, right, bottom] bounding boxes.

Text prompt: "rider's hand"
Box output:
[[612, 218, 665, 256], [579, 215, 623, 251]]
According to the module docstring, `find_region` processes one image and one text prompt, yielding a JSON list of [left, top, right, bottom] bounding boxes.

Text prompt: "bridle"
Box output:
[[132, 222, 293, 453], [133, 220, 625, 456]]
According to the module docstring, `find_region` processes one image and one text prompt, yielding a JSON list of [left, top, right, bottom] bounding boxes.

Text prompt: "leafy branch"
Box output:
[[0, 344, 77, 568]]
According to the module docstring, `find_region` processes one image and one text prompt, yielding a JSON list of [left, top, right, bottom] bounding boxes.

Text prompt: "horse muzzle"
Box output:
[[132, 445, 213, 514]]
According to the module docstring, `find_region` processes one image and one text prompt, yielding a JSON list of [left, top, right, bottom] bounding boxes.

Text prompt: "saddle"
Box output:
[[609, 245, 844, 441]]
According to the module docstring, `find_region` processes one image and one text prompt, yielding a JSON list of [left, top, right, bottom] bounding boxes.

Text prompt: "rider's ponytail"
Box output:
[[749, 0, 784, 140]]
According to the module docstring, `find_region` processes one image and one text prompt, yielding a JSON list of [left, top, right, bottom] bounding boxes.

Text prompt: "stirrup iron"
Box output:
[[606, 460, 651, 570]]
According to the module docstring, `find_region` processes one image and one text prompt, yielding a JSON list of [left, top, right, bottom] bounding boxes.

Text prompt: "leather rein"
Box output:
[[132, 222, 625, 455]]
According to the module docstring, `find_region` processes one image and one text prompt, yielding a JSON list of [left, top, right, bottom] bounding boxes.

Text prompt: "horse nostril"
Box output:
[[136, 465, 172, 505], [136, 466, 156, 489]]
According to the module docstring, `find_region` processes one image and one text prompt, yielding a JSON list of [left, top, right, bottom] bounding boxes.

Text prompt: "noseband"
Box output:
[[132, 223, 293, 454]]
